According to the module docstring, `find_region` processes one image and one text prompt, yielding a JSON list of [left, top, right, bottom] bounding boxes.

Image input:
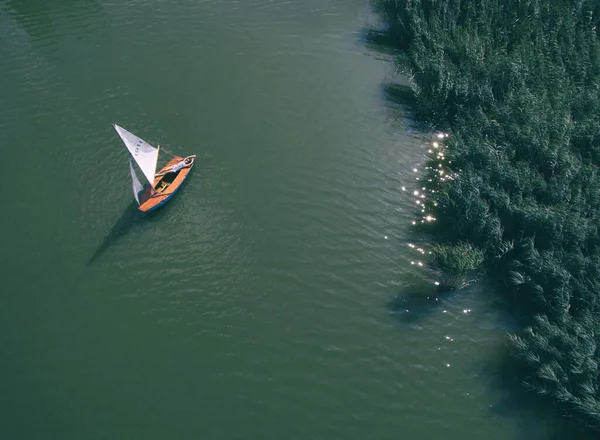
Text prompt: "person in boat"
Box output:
[[156, 156, 194, 176]]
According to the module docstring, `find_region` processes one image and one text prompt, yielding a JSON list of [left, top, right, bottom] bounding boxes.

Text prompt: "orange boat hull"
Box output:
[[138, 156, 195, 213]]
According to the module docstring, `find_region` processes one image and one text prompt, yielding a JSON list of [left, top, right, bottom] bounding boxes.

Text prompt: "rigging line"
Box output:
[[156, 145, 177, 158]]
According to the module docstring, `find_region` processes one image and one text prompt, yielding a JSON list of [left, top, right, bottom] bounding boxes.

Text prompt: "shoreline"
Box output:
[[371, 0, 600, 431]]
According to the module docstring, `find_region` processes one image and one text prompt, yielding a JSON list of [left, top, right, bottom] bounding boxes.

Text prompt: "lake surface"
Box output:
[[0, 0, 593, 438]]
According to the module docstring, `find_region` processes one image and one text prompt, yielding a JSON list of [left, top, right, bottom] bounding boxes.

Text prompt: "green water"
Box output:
[[0, 1, 592, 438]]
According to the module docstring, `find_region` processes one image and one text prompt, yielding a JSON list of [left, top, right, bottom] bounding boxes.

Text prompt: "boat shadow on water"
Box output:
[[86, 170, 197, 266], [87, 203, 149, 265]]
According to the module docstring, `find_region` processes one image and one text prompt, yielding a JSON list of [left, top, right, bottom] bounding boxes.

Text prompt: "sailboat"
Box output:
[[113, 124, 196, 213]]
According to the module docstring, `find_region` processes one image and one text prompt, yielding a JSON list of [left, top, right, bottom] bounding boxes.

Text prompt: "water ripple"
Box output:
[[0, 1, 573, 439]]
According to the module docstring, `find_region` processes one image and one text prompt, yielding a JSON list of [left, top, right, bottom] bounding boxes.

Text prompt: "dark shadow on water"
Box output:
[[87, 203, 145, 265], [380, 82, 445, 134], [382, 83, 418, 110], [484, 351, 598, 440], [388, 284, 458, 324], [389, 283, 599, 439], [87, 166, 200, 265], [357, 23, 404, 57], [87, 182, 189, 265]]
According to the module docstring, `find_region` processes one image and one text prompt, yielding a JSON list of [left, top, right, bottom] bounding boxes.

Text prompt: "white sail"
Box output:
[[113, 124, 159, 186], [129, 159, 144, 205]]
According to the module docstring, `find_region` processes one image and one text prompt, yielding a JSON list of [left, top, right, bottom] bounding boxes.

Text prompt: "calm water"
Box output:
[[0, 1, 592, 439]]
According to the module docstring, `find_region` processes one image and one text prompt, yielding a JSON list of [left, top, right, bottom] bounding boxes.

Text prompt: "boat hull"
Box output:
[[138, 155, 195, 213]]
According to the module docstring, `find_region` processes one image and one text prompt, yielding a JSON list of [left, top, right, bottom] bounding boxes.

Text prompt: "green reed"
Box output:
[[373, 0, 600, 428]]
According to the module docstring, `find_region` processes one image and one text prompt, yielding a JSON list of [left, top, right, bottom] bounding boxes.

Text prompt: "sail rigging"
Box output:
[[113, 124, 159, 186], [112, 122, 196, 212]]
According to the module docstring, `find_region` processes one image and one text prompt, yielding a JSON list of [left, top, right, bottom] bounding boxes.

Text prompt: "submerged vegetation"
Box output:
[[373, 0, 600, 429]]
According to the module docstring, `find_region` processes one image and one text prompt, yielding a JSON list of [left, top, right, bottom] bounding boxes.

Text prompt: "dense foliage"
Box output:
[[428, 242, 484, 290], [373, 0, 600, 428]]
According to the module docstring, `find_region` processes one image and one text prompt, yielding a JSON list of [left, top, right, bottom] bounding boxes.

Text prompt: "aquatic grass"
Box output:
[[428, 242, 484, 291], [372, 0, 600, 430]]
